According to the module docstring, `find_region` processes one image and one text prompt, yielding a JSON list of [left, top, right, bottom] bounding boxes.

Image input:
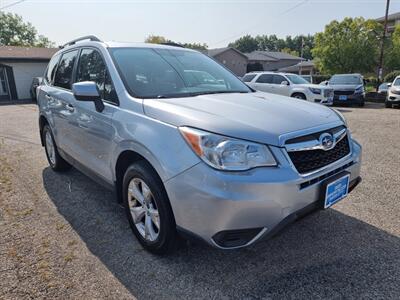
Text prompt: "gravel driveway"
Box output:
[[0, 103, 399, 299]]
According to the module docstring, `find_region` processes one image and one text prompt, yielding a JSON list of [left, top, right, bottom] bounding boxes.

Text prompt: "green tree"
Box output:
[[385, 25, 400, 71], [144, 35, 207, 50], [312, 17, 382, 74], [0, 12, 54, 47], [228, 35, 258, 53]]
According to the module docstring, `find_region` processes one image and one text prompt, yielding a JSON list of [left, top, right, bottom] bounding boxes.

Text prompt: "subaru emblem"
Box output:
[[319, 133, 335, 150]]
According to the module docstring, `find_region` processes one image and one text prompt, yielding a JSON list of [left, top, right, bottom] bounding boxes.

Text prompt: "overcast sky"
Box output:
[[2, 0, 400, 48]]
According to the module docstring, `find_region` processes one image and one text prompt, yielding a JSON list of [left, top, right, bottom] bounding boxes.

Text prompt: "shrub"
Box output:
[[383, 70, 400, 83], [312, 75, 331, 84]]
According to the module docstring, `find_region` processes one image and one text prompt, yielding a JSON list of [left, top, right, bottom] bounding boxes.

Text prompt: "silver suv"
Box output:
[[38, 36, 362, 254]]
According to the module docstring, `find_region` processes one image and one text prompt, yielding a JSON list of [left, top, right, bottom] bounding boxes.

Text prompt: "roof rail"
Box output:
[[161, 42, 184, 48], [61, 35, 102, 48]]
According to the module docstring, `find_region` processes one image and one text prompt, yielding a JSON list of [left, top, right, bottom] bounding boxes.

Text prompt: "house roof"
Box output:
[[278, 60, 315, 72], [376, 12, 400, 22], [0, 46, 58, 61], [245, 50, 304, 62], [207, 47, 248, 59]]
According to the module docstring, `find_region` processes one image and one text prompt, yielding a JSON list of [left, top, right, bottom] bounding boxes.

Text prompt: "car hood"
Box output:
[[296, 83, 332, 90], [143, 92, 342, 146], [329, 84, 361, 91]]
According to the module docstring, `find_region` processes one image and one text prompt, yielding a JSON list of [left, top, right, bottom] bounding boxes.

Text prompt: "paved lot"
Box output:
[[0, 103, 399, 299]]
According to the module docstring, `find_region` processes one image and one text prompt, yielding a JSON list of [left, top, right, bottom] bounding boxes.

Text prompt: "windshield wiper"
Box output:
[[191, 90, 250, 96]]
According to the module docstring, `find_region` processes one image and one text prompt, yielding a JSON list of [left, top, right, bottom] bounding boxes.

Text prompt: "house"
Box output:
[[376, 12, 400, 34], [206, 47, 248, 76], [245, 51, 305, 72], [0, 46, 58, 101], [278, 60, 317, 75]]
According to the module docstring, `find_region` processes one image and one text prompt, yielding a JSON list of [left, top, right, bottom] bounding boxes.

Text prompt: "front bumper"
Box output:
[[165, 138, 362, 249], [333, 93, 364, 105], [387, 93, 400, 103]]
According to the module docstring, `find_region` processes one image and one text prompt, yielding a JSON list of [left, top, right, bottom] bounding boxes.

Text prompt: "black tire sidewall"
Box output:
[[43, 125, 58, 169], [122, 161, 177, 254]]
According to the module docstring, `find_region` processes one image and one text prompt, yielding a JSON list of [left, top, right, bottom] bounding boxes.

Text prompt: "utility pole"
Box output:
[[377, 0, 390, 91]]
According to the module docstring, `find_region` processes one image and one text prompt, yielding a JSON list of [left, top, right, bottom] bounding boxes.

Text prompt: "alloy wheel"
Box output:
[[127, 178, 160, 242]]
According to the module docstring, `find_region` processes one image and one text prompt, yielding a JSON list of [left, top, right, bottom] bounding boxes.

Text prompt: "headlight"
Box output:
[[309, 87, 321, 94], [179, 127, 277, 171], [354, 85, 364, 94], [331, 108, 347, 126]]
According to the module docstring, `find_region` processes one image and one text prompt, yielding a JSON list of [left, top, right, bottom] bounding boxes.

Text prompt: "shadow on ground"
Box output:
[[42, 167, 400, 299]]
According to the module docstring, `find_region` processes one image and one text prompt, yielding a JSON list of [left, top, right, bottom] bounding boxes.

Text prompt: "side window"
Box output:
[[54, 50, 79, 89], [45, 54, 60, 84], [242, 74, 256, 82], [76, 48, 118, 104], [256, 74, 273, 83], [273, 75, 286, 85]]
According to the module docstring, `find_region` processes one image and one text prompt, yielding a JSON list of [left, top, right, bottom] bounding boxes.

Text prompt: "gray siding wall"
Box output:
[[213, 50, 248, 76], [262, 59, 303, 71]]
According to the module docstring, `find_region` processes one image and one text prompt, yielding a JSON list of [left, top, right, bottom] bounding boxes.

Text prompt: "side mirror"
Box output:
[[281, 80, 289, 86], [387, 83, 392, 87], [72, 81, 104, 112]]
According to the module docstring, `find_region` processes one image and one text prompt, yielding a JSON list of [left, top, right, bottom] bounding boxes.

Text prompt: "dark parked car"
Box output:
[[30, 77, 43, 101], [327, 74, 365, 107]]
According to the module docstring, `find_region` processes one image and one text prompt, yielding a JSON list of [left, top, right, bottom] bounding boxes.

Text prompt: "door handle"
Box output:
[[45, 94, 52, 100], [65, 104, 75, 112]]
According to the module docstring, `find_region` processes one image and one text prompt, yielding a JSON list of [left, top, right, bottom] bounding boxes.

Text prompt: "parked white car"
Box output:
[[243, 72, 334, 105], [386, 75, 400, 108]]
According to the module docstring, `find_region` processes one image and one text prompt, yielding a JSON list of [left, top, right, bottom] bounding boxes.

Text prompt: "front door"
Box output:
[[0, 67, 10, 101]]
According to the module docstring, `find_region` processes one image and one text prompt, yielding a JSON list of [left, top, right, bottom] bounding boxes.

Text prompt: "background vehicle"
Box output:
[[300, 75, 313, 83], [386, 76, 400, 108], [326, 74, 365, 107], [30, 77, 43, 102], [38, 36, 362, 254], [243, 71, 333, 105], [378, 82, 390, 96]]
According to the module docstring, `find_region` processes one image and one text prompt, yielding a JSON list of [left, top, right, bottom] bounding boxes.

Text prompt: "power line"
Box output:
[[210, 0, 309, 47], [0, 0, 28, 10]]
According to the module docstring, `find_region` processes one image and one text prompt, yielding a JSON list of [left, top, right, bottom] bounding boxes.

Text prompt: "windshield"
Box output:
[[379, 83, 389, 89], [286, 74, 309, 84], [110, 48, 252, 98], [330, 75, 362, 85], [393, 78, 400, 86]]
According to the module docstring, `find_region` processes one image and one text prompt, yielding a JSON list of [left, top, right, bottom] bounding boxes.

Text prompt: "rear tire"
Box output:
[[292, 93, 306, 100], [43, 125, 71, 172], [123, 160, 178, 254]]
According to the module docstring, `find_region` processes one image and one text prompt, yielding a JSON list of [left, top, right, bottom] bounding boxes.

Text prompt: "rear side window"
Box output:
[[242, 74, 257, 82], [54, 50, 79, 89], [45, 54, 60, 84], [76, 48, 118, 104], [256, 74, 273, 83], [272, 75, 286, 85]]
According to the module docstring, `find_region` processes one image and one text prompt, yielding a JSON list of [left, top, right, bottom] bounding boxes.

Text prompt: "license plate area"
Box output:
[[339, 95, 347, 101], [320, 172, 350, 209]]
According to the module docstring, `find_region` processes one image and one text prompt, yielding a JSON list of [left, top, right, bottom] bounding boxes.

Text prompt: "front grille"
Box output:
[[288, 136, 350, 174], [323, 89, 334, 97], [334, 90, 354, 96]]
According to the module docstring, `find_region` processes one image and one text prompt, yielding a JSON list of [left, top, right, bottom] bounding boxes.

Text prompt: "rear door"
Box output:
[[51, 49, 80, 155], [252, 74, 274, 93]]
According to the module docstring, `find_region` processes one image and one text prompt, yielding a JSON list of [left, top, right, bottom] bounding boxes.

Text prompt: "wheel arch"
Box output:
[[114, 148, 166, 204], [39, 114, 49, 146], [290, 91, 307, 99]]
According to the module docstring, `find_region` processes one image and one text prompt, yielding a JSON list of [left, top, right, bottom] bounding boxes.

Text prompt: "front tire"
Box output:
[[385, 101, 392, 108], [292, 93, 306, 100], [42, 125, 71, 172], [123, 160, 178, 254]]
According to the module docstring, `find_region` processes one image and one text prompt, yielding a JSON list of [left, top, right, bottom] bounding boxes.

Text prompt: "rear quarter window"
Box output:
[[242, 74, 257, 82]]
